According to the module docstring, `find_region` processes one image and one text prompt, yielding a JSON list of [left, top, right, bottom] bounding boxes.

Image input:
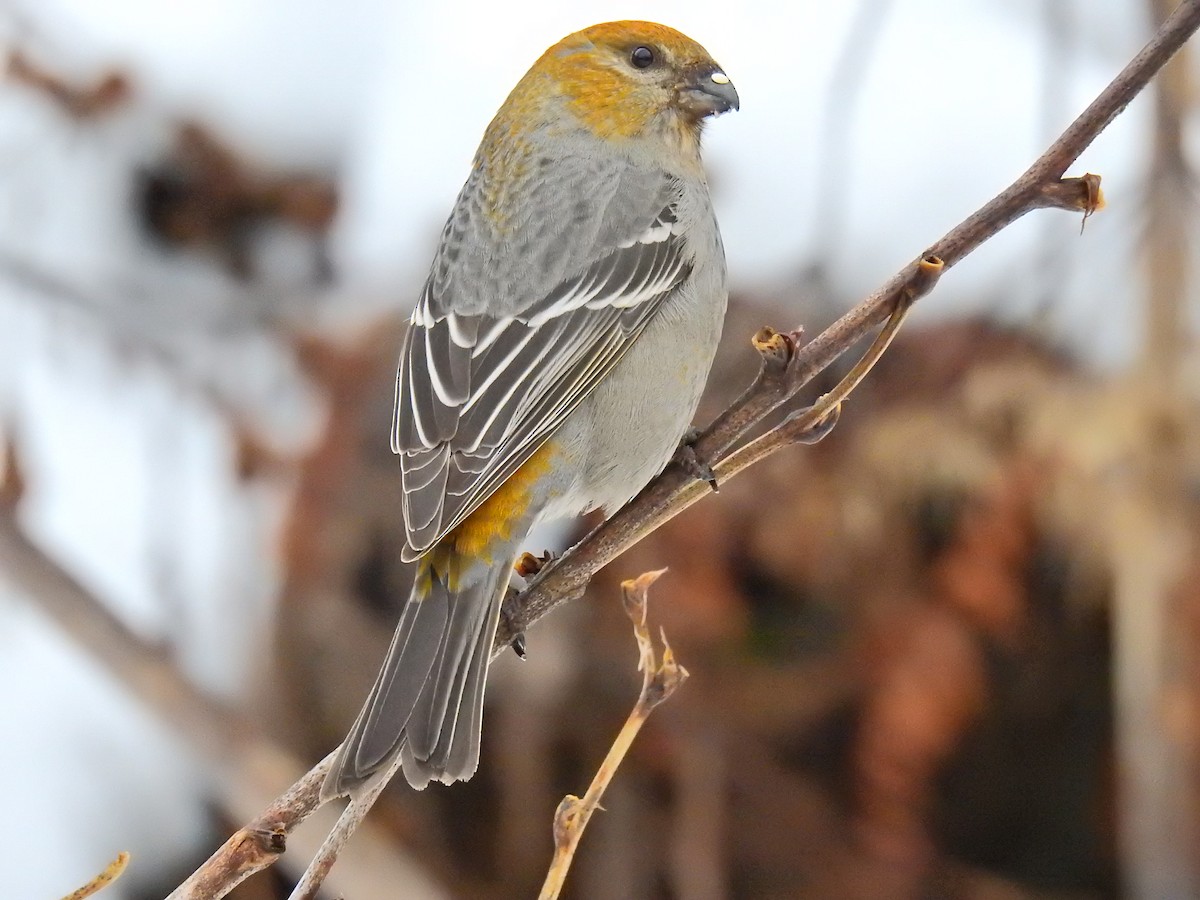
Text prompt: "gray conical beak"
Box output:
[[679, 66, 739, 119]]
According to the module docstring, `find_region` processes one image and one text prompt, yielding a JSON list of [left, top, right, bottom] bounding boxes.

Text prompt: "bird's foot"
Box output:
[[500, 585, 528, 659], [504, 550, 560, 659], [674, 426, 718, 492], [509, 630, 528, 659], [514, 549, 559, 579]]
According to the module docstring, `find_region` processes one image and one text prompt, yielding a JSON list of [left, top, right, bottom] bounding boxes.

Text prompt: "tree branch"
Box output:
[[497, 0, 1200, 648], [538, 570, 686, 900], [167, 759, 329, 900]]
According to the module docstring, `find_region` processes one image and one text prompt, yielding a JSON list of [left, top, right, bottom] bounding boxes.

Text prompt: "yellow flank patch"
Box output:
[[420, 441, 557, 592]]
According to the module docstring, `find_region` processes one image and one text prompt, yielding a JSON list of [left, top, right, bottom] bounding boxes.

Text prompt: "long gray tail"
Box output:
[[321, 561, 509, 798]]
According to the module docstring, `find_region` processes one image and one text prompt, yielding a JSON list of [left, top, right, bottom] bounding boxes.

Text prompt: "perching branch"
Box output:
[[498, 2, 1184, 646], [538, 570, 687, 900], [172, 3, 1200, 896]]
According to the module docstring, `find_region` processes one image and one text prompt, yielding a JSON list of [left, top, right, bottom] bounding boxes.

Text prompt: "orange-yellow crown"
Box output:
[[496, 21, 724, 141]]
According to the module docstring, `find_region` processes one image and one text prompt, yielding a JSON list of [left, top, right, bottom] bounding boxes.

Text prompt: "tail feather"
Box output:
[[353, 587, 446, 769], [427, 588, 501, 780], [404, 576, 487, 757], [322, 560, 510, 799]]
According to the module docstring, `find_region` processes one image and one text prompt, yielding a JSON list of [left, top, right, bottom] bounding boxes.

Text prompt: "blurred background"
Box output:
[[0, 0, 1197, 897]]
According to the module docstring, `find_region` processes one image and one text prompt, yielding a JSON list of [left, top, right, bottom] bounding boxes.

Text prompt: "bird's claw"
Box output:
[[515, 549, 559, 578], [506, 550, 560, 659], [674, 427, 718, 491], [500, 586, 529, 659], [510, 631, 527, 659]]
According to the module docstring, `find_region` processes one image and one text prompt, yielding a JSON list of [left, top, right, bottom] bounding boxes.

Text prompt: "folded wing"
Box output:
[[393, 199, 689, 559]]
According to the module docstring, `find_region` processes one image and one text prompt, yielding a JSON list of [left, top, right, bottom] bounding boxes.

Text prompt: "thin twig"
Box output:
[[714, 258, 933, 480], [538, 570, 687, 900], [286, 752, 405, 900], [60, 852, 130, 900]]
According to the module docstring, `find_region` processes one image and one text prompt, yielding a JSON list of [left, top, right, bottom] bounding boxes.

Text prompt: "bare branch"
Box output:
[[167, 757, 330, 900], [284, 753, 405, 900], [538, 570, 686, 900], [61, 852, 130, 900], [497, 0, 1200, 649]]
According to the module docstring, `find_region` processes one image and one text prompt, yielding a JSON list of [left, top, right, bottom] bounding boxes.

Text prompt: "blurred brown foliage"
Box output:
[[3, 47, 339, 283], [138, 121, 339, 280]]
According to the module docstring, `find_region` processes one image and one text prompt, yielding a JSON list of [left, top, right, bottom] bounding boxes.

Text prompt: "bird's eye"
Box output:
[[630, 46, 655, 69]]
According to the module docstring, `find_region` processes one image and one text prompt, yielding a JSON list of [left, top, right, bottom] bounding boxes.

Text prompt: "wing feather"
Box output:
[[394, 188, 690, 560]]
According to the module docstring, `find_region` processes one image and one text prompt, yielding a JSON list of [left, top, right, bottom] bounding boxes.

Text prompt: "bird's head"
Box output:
[[495, 21, 738, 151]]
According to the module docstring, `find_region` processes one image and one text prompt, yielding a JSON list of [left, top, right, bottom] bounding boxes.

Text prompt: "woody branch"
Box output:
[[499, 0, 1197, 648]]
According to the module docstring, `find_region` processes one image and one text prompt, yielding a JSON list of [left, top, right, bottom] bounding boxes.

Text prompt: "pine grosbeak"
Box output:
[[324, 20, 738, 798]]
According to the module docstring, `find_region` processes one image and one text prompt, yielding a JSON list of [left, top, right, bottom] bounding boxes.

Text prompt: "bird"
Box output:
[[323, 20, 738, 799]]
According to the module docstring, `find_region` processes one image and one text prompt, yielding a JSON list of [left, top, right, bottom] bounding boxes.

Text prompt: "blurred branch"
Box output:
[[5, 49, 131, 119], [0, 244, 306, 445], [808, 0, 895, 277], [0, 508, 245, 760], [137, 121, 338, 281], [1143, 0, 1193, 389], [539, 570, 687, 900], [173, 4, 1200, 895], [1111, 0, 1200, 896], [0, 246, 232, 403]]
